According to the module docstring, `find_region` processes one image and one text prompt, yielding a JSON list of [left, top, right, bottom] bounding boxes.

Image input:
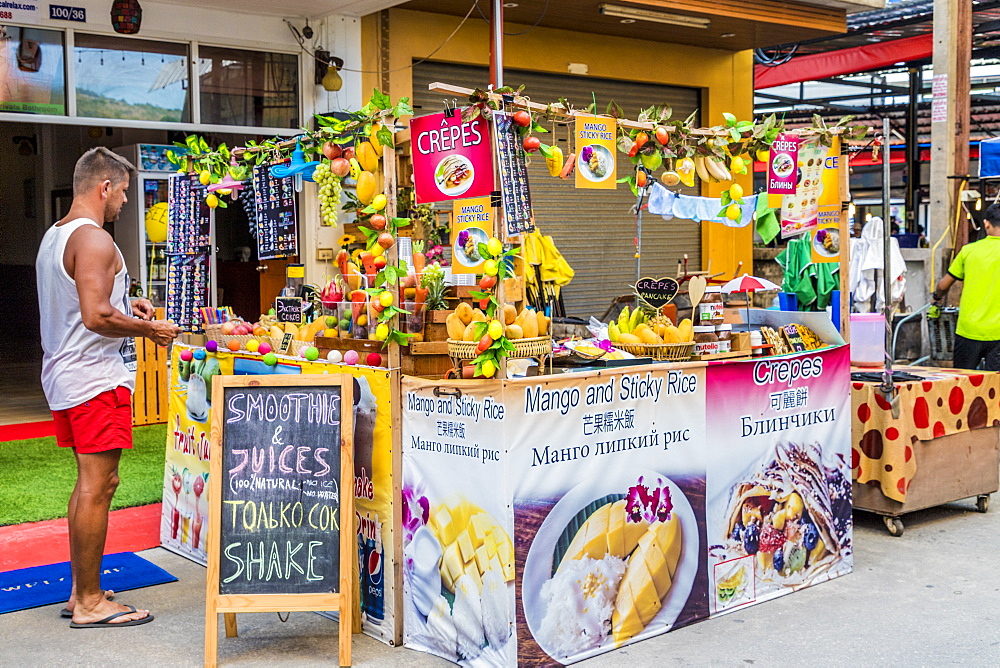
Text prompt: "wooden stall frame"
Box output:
[[205, 374, 356, 667]]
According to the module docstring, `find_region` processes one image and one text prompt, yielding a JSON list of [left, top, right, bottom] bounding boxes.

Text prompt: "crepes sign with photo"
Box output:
[[410, 110, 494, 204], [705, 347, 852, 615]]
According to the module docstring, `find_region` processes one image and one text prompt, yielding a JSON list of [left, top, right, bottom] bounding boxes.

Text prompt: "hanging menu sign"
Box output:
[[167, 173, 211, 255], [410, 109, 494, 204], [492, 110, 534, 236], [252, 164, 299, 260], [166, 254, 209, 332]]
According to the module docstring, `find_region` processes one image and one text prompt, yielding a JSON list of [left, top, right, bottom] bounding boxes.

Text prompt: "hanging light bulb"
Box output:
[[321, 56, 344, 92], [976, 197, 982, 211]]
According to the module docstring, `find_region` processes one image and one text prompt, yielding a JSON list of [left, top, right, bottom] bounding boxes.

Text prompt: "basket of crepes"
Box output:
[[614, 341, 696, 361], [758, 323, 825, 355], [447, 335, 553, 361]]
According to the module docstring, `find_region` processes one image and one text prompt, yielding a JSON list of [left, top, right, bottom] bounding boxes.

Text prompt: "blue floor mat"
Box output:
[[0, 552, 177, 615]]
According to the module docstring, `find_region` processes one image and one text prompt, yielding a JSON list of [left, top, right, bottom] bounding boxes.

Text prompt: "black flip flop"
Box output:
[[69, 605, 154, 629], [60, 590, 115, 618]]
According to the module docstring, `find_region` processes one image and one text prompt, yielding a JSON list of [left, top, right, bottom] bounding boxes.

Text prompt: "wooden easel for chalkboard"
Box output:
[[205, 374, 356, 667]]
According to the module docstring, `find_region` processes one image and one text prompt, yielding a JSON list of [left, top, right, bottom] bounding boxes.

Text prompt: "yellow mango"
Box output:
[[639, 328, 661, 344], [356, 140, 380, 172], [462, 322, 478, 342], [269, 325, 284, 339], [519, 309, 539, 338], [356, 170, 377, 205], [505, 324, 524, 340], [662, 325, 682, 343], [536, 313, 550, 336], [677, 318, 693, 342], [503, 303, 517, 325], [618, 333, 642, 345], [471, 309, 487, 323]]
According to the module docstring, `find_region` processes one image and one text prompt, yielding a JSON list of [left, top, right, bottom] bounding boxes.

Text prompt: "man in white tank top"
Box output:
[[36, 147, 180, 628]]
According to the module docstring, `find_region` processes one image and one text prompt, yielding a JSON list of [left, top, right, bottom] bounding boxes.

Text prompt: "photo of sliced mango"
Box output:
[[429, 495, 514, 592]]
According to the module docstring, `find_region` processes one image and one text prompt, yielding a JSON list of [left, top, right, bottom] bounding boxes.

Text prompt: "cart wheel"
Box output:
[[976, 495, 990, 513], [883, 516, 905, 537]]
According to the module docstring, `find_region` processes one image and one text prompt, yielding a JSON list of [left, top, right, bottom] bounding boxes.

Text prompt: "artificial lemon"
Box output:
[[725, 203, 741, 220], [199, 170, 211, 185], [374, 323, 389, 341], [729, 183, 744, 201], [379, 290, 393, 307], [488, 319, 503, 340], [371, 193, 387, 211], [480, 359, 497, 378], [205, 193, 219, 209], [487, 236, 503, 257], [483, 260, 498, 277]]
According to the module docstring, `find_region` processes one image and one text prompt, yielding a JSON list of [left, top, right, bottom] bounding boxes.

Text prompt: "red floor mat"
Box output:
[[0, 420, 55, 442], [0, 503, 161, 572]]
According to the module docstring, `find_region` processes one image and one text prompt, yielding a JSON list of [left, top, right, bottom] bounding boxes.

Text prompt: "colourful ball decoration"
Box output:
[[227, 339, 241, 352], [304, 347, 320, 361], [144, 202, 168, 243], [245, 339, 260, 353], [111, 0, 142, 35], [205, 340, 218, 353], [343, 350, 359, 365], [193, 348, 206, 360], [262, 352, 277, 366], [326, 350, 343, 363], [258, 342, 272, 355], [180, 349, 193, 362], [366, 353, 382, 367]]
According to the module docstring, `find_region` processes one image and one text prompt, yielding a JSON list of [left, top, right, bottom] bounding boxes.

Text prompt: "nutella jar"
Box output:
[[693, 325, 720, 356], [696, 286, 724, 325], [715, 323, 732, 353]]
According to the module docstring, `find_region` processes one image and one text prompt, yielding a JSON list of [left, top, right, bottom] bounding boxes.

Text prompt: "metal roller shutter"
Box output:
[[412, 61, 701, 317]]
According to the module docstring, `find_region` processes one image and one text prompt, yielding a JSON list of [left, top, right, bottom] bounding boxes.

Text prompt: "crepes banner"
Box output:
[[410, 110, 493, 204], [782, 137, 842, 239], [162, 347, 399, 643], [575, 116, 617, 190], [705, 347, 852, 615]]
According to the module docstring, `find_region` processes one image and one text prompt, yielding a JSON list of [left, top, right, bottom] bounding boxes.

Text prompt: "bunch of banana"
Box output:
[[694, 155, 732, 183]]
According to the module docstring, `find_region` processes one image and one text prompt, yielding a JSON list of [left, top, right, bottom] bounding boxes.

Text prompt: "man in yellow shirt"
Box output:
[[933, 204, 1000, 370]]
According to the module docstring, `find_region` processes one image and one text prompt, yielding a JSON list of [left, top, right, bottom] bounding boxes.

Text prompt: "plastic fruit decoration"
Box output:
[[356, 171, 377, 205], [512, 110, 531, 127], [523, 136, 541, 152]]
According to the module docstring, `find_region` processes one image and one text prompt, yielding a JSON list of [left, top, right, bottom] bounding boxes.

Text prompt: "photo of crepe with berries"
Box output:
[[722, 442, 852, 586]]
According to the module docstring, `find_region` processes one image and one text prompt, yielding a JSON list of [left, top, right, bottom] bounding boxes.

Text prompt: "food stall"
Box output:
[[159, 87, 865, 663]]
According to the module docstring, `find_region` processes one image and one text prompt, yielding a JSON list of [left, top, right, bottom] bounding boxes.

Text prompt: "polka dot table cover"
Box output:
[[852, 367, 1000, 502]]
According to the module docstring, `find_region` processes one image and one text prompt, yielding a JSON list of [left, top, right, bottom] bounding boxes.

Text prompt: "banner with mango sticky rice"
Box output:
[[162, 346, 400, 643], [575, 116, 617, 189], [705, 347, 852, 616], [401, 376, 514, 666]]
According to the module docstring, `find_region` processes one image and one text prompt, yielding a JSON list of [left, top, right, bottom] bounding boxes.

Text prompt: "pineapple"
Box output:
[[422, 262, 449, 311], [632, 288, 673, 330]]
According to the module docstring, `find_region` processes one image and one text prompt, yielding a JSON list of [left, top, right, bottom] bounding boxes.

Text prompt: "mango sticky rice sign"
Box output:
[[411, 110, 494, 204]]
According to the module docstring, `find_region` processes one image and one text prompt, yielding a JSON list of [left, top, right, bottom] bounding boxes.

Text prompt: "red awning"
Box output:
[[755, 34, 933, 89]]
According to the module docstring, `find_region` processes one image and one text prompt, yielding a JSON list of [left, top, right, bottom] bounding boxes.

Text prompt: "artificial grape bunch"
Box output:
[[313, 164, 344, 226]]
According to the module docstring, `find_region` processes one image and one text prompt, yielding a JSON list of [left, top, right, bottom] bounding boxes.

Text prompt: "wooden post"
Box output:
[[929, 0, 972, 271]]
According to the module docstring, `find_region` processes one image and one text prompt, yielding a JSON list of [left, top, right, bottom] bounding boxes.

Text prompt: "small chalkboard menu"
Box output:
[[634, 276, 679, 309], [206, 375, 355, 666], [492, 110, 534, 236], [275, 297, 303, 323], [252, 163, 299, 260], [167, 173, 211, 254]]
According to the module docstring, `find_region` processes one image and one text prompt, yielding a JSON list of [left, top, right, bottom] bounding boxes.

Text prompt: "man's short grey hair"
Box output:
[[73, 147, 135, 196]]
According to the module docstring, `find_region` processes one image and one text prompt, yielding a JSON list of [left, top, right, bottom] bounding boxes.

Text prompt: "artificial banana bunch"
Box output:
[[694, 156, 713, 183], [545, 145, 565, 177], [704, 157, 733, 182]]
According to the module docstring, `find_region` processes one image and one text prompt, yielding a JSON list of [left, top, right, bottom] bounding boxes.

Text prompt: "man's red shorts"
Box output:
[[52, 386, 133, 454]]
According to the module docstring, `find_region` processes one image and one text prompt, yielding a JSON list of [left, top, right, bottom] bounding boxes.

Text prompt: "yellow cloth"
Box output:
[[520, 229, 574, 297], [851, 366, 1000, 502]]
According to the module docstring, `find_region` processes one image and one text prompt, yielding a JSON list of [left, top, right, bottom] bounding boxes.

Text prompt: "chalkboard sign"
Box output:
[[206, 374, 355, 665], [492, 110, 534, 236], [634, 276, 679, 309], [275, 297, 303, 323], [251, 163, 299, 260]]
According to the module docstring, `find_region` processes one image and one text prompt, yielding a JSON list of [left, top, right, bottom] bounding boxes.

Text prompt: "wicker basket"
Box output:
[[447, 336, 553, 361], [615, 341, 695, 361]]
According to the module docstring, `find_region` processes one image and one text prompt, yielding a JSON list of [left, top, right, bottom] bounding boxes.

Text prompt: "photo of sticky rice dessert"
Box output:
[[523, 473, 699, 661], [719, 442, 852, 587]]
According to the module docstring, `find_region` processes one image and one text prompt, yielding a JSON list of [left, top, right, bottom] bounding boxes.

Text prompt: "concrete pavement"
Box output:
[[1, 499, 998, 666]]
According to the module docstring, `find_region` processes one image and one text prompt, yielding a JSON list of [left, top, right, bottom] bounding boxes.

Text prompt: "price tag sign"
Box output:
[[275, 297, 303, 323], [634, 277, 679, 309]]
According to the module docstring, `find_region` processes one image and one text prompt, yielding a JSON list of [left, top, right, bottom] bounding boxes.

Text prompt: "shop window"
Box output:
[[0, 25, 66, 115], [198, 46, 298, 128], [74, 34, 189, 122]]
